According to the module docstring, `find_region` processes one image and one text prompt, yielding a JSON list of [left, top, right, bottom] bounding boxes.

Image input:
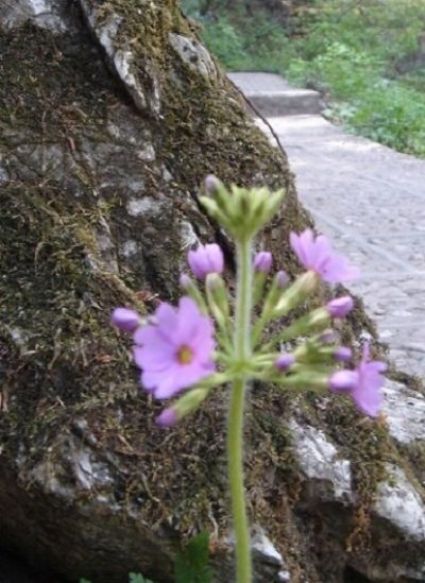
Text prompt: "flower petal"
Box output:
[[133, 344, 175, 371], [352, 383, 382, 417], [154, 302, 180, 343], [177, 297, 211, 345], [131, 294, 215, 400]]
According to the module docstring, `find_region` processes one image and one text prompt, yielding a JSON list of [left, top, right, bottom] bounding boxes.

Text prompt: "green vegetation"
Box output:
[[183, 0, 425, 157], [174, 532, 212, 583], [79, 533, 211, 583]]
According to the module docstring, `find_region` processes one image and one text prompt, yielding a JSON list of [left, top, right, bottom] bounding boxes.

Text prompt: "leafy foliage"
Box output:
[[78, 533, 212, 583], [182, 0, 425, 157], [183, 2, 291, 72], [175, 532, 213, 583]]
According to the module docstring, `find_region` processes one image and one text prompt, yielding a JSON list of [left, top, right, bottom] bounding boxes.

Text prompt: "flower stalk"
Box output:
[[111, 178, 387, 583], [228, 237, 254, 583]]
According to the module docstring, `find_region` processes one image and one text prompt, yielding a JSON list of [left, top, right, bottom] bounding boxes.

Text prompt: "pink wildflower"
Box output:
[[133, 297, 215, 399], [290, 229, 359, 283], [330, 343, 386, 416]]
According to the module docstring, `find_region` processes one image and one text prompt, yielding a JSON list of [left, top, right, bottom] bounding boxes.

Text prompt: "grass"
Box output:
[[182, 0, 425, 157]]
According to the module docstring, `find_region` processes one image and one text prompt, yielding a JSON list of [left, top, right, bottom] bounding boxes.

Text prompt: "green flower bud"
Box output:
[[179, 273, 208, 314], [272, 271, 318, 317], [206, 273, 230, 332], [275, 307, 331, 344], [278, 371, 329, 391], [172, 387, 210, 421], [200, 183, 285, 241]]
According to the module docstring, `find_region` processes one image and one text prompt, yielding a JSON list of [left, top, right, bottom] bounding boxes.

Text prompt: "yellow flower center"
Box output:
[[177, 345, 193, 365]]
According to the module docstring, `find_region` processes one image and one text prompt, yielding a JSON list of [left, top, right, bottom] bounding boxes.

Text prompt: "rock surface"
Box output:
[[0, 4, 424, 583]]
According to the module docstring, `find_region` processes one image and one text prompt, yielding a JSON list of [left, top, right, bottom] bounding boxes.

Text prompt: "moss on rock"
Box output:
[[0, 3, 423, 583]]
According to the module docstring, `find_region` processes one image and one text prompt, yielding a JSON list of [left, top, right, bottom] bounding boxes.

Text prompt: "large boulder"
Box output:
[[0, 2, 424, 582]]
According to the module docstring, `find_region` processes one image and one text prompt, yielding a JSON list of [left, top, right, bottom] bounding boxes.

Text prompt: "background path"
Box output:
[[230, 72, 425, 378]]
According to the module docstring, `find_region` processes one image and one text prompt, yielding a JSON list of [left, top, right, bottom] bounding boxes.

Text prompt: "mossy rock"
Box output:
[[0, 2, 424, 582]]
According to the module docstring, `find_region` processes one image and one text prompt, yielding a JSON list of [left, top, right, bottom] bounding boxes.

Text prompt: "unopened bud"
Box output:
[[273, 271, 318, 317], [188, 243, 224, 280], [276, 307, 330, 343], [327, 296, 354, 318], [178, 273, 208, 313], [179, 273, 191, 290], [156, 408, 178, 427], [277, 270, 289, 287], [329, 370, 358, 392], [254, 251, 273, 273], [275, 353, 295, 371], [111, 308, 142, 333], [204, 174, 221, 195], [318, 330, 338, 344], [177, 388, 209, 418], [206, 273, 230, 330], [334, 347, 352, 362]]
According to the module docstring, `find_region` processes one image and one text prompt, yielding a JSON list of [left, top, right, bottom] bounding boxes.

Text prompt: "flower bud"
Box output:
[[318, 330, 338, 344], [111, 308, 141, 332], [156, 408, 178, 427], [334, 347, 352, 362], [273, 271, 318, 318], [178, 274, 208, 314], [179, 273, 191, 290], [257, 270, 288, 328], [276, 307, 330, 343], [327, 296, 354, 318], [277, 270, 289, 288], [254, 251, 273, 273], [275, 353, 295, 371], [201, 183, 285, 241], [206, 273, 229, 312], [158, 388, 209, 426], [188, 243, 224, 280], [329, 370, 358, 392], [204, 174, 221, 195], [206, 273, 230, 333]]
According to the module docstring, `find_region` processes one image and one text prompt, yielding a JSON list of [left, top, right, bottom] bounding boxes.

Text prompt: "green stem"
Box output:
[[228, 378, 251, 583], [227, 237, 253, 583], [234, 238, 253, 360]]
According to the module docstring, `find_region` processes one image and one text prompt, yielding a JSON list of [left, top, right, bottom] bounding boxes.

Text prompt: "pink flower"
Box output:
[[290, 229, 359, 283], [329, 343, 386, 417], [133, 297, 215, 399], [188, 243, 224, 280]]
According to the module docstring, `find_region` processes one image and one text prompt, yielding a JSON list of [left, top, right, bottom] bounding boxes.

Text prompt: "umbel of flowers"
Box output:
[[112, 177, 386, 583]]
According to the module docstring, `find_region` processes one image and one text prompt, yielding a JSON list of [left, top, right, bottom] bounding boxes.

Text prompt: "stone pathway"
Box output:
[[229, 72, 425, 379]]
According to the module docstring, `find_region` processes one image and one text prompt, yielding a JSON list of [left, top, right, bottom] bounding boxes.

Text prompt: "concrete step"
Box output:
[[228, 72, 324, 117]]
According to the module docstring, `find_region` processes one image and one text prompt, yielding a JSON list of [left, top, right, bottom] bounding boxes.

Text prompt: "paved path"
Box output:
[[230, 73, 425, 379]]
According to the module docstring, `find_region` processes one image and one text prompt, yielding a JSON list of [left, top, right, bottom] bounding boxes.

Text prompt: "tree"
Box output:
[[0, 2, 424, 582]]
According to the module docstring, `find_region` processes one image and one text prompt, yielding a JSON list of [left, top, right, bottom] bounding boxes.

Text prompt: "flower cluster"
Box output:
[[112, 179, 386, 426]]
